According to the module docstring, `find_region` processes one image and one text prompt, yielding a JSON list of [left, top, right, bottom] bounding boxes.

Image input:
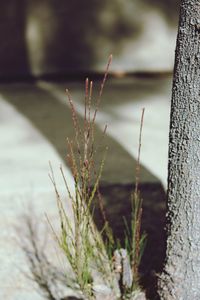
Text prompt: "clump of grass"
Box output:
[[49, 56, 146, 300]]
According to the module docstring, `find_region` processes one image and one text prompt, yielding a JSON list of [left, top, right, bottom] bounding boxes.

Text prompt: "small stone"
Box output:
[[190, 18, 196, 25]]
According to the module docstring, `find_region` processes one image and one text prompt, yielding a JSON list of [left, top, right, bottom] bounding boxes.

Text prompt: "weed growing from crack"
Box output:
[[47, 56, 147, 300]]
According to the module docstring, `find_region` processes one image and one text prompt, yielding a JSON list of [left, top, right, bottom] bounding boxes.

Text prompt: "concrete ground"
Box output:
[[0, 76, 171, 299]]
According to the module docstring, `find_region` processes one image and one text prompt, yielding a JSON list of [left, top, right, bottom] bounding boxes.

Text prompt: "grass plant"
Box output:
[[49, 56, 147, 300]]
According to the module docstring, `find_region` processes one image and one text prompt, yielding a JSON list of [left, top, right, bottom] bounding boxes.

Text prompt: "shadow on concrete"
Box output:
[[0, 82, 158, 184], [56, 76, 171, 113], [93, 183, 166, 300]]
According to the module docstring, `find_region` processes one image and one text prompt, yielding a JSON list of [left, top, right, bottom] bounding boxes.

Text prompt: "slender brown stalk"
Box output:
[[92, 55, 112, 125], [130, 108, 146, 287], [135, 108, 145, 194]]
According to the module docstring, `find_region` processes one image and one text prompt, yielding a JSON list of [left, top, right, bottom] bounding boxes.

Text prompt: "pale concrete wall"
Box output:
[[0, 0, 180, 78]]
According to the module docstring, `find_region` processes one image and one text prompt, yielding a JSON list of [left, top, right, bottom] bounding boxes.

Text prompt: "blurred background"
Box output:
[[0, 1, 180, 300], [1, 0, 180, 78]]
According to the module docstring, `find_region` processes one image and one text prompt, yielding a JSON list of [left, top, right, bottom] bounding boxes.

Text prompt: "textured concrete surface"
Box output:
[[0, 96, 75, 299], [0, 77, 171, 299]]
